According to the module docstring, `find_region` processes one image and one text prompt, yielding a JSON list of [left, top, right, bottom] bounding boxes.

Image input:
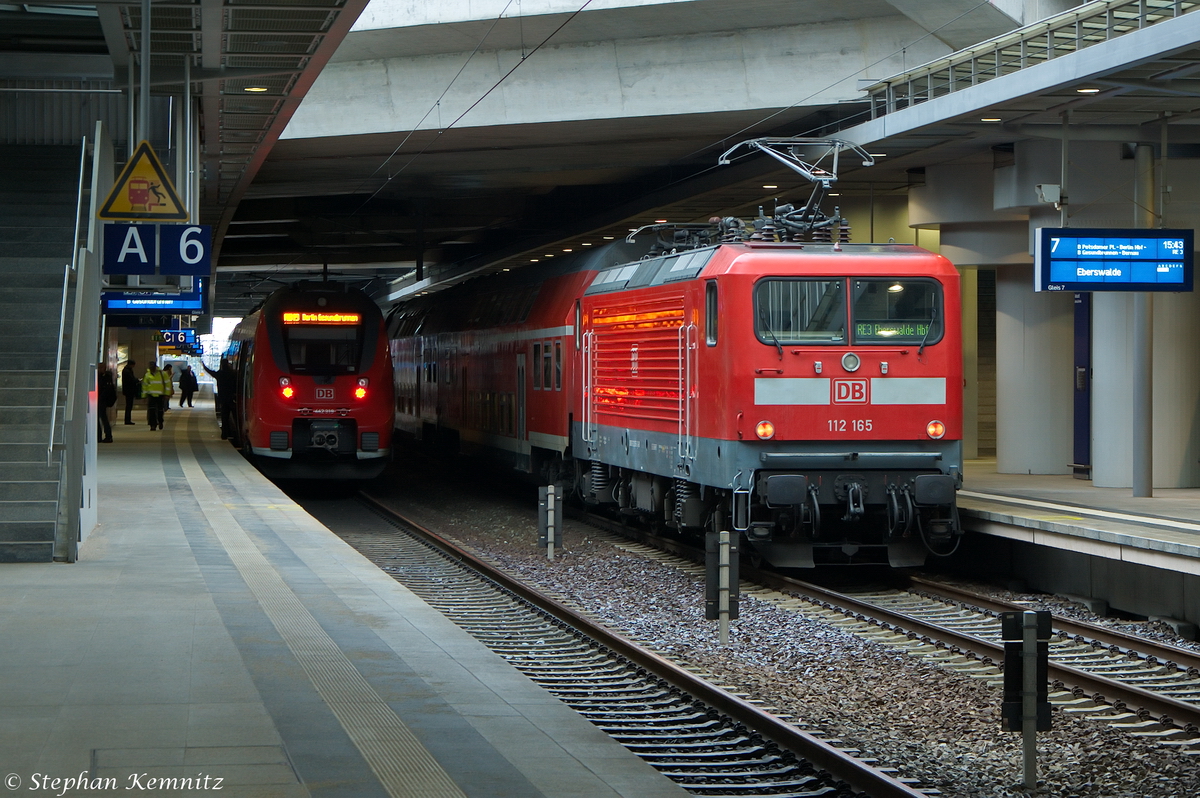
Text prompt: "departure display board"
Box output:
[[1035, 228, 1194, 292]]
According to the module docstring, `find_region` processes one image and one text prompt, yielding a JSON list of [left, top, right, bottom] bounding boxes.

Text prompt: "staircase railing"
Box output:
[[54, 121, 109, 563], [48, 138, 89, 467]]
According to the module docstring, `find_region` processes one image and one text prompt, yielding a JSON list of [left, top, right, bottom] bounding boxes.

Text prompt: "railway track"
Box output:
[[348, 493, 931, 798], [584, 516, 1200, 750]]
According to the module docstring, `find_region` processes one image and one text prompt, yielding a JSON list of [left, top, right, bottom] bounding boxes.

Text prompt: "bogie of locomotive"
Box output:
[[225, 282, 394, 480], [388, 238, 963, 567]]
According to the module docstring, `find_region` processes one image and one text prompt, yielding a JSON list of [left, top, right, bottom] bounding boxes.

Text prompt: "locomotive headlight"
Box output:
[[926, 420, 946, 439], [841, 352, 861, 372], [279, 377, 290, 386], [354, 387, 367, 399], [755, 420, 775, 440], [357, 377, 369, 387], [281, 386, 295, 399]]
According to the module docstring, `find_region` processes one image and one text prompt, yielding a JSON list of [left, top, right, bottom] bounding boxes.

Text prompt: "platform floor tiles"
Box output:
[[0, 404, 688, 798]]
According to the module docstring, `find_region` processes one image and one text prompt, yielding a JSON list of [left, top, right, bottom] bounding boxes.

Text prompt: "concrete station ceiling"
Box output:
[[6, 0, 1200, 317]]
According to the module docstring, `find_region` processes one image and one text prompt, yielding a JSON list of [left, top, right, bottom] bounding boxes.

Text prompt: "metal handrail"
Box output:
[[865, 0, 1199, 117], [48, 137, 88, 466]]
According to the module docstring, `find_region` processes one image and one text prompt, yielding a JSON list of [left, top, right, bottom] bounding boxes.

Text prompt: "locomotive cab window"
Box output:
[[705, 280, 718, 346], [754, 279, 845, 344], [283, 324, 363, 375], [851, 278, 943, 345]]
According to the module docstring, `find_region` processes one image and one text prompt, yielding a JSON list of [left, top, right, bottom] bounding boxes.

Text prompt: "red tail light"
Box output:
[[281, 386, 295, 399], [354, 387, 367, 400]]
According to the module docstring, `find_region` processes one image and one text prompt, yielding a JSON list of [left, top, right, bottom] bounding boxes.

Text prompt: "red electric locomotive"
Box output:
[[224, 282, 394, 479], [389, 137, 962, 565], [388, 232, 963, 567]]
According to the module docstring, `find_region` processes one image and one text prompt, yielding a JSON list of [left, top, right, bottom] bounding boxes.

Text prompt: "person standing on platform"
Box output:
[[142, 362, 170, 431], [162, 364, 174, 412], [121, 359, 138, 425], [97, 363, 116, 443], [178, 365, 198, 408], [203, 358, 236, 439]]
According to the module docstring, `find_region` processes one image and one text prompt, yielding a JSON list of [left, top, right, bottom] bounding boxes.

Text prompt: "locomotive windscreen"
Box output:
[[282, 324, 363, 374], [754, 279, 846, 344], [851, 278, 942, 344]]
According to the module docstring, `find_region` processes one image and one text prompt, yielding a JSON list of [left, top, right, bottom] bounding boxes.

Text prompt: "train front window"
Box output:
[[283, 325, 362, 374], [851, 279, 942, 344], [754, 279, 845, 344]]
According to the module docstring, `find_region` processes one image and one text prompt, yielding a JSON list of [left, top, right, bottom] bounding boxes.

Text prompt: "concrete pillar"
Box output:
[[1092, 291, 1200, 487], [996, 265, 1074, 474]]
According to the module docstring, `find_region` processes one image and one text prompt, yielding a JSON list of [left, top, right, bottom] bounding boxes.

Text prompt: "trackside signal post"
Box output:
[[1001, 610, 1051, 789], [705, 530, 739, 645], [538, 484, 562, 560]]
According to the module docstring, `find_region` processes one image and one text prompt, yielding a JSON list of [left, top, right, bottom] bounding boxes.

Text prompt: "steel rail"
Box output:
[[905, 574, 1200, 674], [357, 491, 928, 798], [581, 515, 1200, 731]]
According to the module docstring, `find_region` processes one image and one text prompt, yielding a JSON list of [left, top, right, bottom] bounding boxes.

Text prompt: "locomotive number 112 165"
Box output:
[[829, 419, 873, 432]]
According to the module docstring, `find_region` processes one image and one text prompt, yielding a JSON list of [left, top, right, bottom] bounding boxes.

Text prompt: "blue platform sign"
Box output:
[[159, 225, 212, 275], [102, 223, 157, 275], [1035, 228, 1194, 292], [101, 223, 211, 276]]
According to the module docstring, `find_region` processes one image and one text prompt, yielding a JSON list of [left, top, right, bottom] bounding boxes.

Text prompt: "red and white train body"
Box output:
[[389, 240, 962, 566], [226, 283, 394, 479]]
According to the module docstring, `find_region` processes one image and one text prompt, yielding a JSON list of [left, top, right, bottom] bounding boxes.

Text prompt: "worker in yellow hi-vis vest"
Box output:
[[141, 362, 172, 431]]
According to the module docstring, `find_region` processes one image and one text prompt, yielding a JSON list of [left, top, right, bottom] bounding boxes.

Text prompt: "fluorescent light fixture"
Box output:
[[762, 185, 778, 189], [1077, 87, 1100, 94], [981, 117, 1001, 122], [244, 87, 269, 92]]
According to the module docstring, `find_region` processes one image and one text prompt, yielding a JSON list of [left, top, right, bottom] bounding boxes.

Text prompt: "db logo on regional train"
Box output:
[[316, 388, 334, 400], [832, 379, 868, 404]]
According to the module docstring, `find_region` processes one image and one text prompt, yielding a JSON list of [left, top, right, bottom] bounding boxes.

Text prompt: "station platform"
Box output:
[[0, 396, 687, 798], [960, 459, 1200, 578]]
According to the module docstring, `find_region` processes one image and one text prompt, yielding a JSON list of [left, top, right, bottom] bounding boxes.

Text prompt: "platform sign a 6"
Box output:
[[159, 225, 212, 275]]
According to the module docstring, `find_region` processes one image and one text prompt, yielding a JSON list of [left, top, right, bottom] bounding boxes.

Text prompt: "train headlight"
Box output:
[[354, 387, 367, 400], [279, 377, 290, 386], [755, 420, 775, 440], [841, 352, 861, 372], [926, 420, 946, 439], [281, 386, 295, 399], [357, 377, 369, 387]]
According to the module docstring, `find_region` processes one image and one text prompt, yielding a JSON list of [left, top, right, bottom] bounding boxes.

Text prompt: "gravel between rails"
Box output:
[[362, 462, 1200, 798]]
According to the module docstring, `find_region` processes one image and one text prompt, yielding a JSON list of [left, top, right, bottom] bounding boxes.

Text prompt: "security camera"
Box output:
[[1035, 184, 1061, 204]]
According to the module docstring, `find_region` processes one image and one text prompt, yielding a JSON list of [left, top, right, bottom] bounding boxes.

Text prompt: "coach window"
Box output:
[[542, 341, 553, 389], [554, 341, 562, 390], [705, 280, 718, 346], [754, 279, 846, 344], [851, 278, 942, 345], [532, 343, 542, 389]]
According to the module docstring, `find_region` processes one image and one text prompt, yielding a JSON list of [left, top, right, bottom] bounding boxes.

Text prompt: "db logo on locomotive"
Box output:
[[832, 379, 868, 404]]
